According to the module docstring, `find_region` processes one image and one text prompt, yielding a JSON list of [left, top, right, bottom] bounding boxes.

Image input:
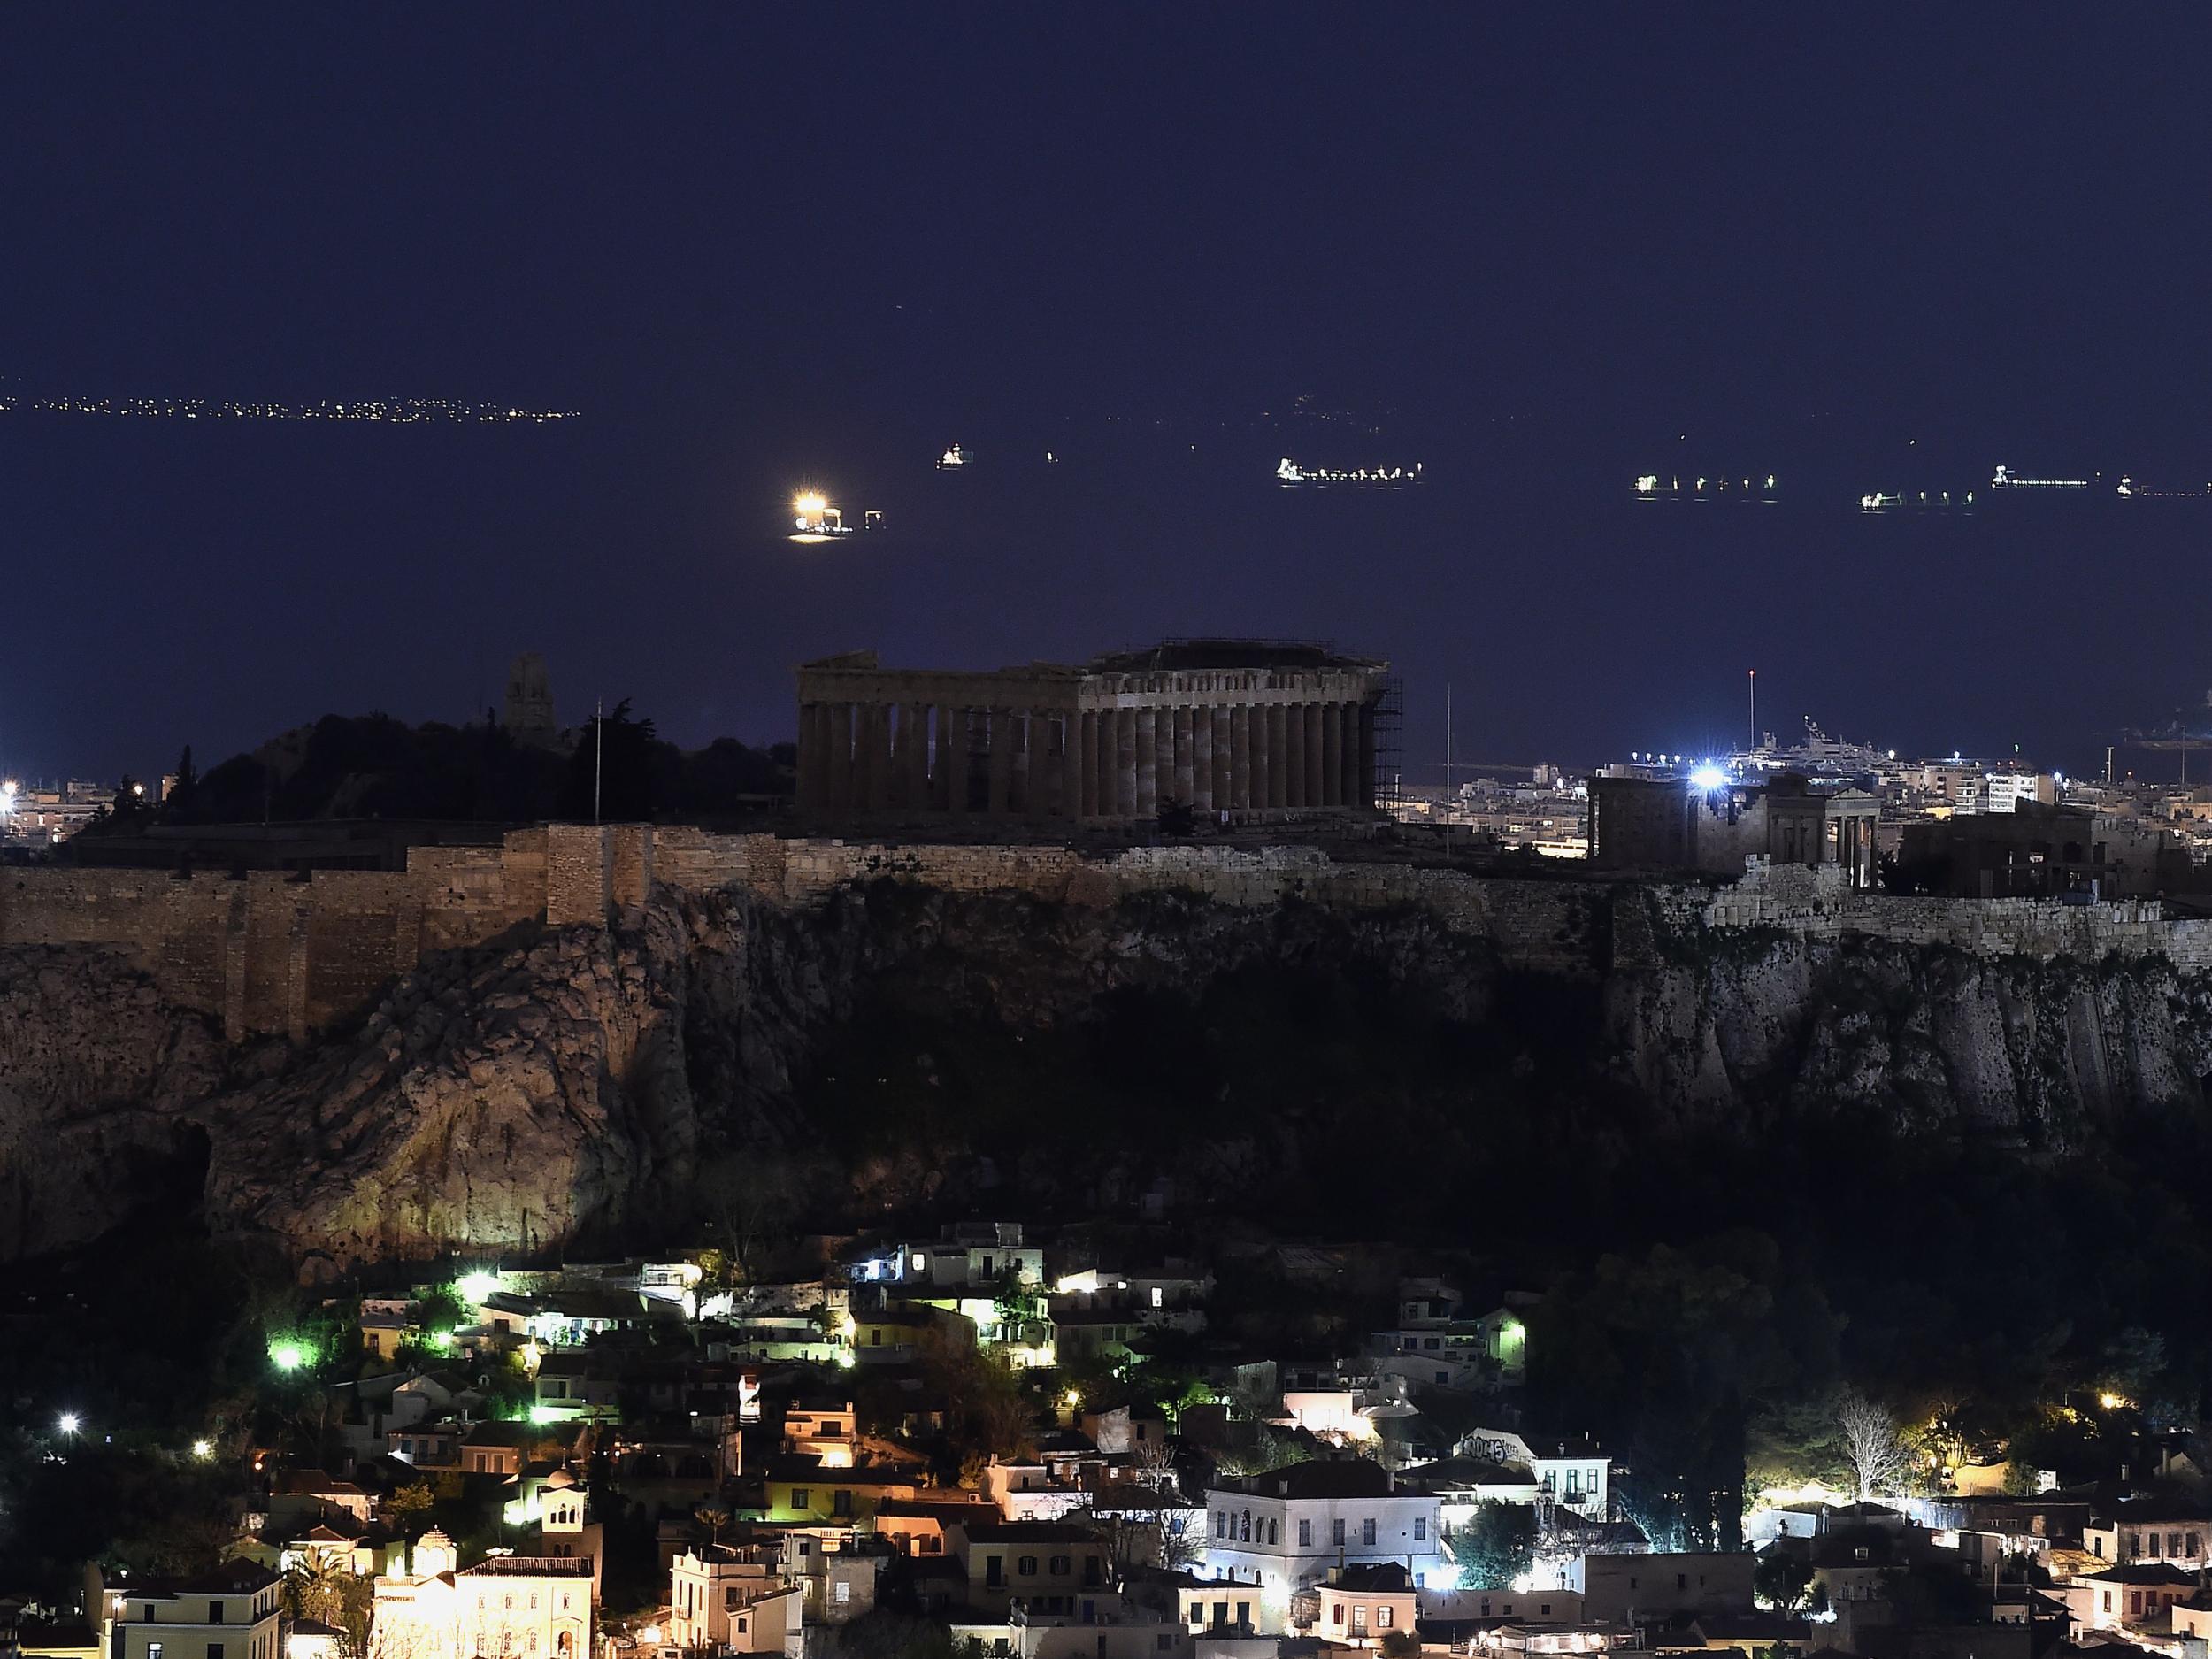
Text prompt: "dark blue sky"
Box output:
[[6, 7, 2212, 786]]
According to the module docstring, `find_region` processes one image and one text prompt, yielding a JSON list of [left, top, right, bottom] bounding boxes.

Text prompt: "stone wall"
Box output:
[[13, 826, 2212, 1042]]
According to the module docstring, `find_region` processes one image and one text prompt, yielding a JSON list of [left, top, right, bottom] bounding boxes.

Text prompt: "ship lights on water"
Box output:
[[790, 492, 854, 543], [1275, 457, 1423, 487]]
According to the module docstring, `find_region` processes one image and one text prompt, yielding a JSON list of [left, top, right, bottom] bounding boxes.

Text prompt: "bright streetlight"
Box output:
[[58, 1412, 81, 1435]]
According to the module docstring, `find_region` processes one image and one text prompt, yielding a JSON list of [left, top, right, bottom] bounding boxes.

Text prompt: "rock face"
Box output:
[[0, 947, 228, 1258], [4, 880, 2212, 1265]]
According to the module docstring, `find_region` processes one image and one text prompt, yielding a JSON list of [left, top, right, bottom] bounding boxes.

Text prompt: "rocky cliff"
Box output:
[[4, 878, 2212, 1265]]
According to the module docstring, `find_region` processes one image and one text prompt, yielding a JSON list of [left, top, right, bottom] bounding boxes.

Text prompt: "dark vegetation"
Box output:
[[81, 703, 793, 832]]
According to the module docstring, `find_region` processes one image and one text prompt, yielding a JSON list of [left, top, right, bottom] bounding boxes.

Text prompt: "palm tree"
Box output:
[[694, 1505, 732, 1548]]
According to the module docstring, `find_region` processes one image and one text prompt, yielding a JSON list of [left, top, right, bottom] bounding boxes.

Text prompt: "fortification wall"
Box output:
[[9, 826, 2212, 1041]]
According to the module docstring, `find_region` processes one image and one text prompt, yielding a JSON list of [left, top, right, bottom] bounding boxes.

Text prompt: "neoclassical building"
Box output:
[[795, 641, 1391, 822], [371, 1530, 594, 1659]]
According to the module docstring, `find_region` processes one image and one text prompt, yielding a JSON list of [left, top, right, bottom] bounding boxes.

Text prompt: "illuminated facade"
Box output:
[[1587, 772, 1878, 886], [796, 641, 1390, 822], [370, 1532, 594, 1659]]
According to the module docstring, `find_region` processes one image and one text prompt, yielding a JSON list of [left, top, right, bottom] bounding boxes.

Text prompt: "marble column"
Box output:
[[1173, 707, 1196, 805], [1210, 707, 1233, 809], [1321, 701, 1344, 808], [1263, 704, 1285, 808], [1305, 703, 1326, 810], [1153, 708, 1175, 812], [828, 703, 855, 810], [902, 703, 928, 810], [1116, 708, 1139, 816], [1286, 703, 1308, 808], [1230, 706, 1252, 810], [933, 708, 959, 810], [987, 710, 1014, 815], [796, 703, 820, 810], [872, 704, 896, 810], [1356, 703, 1377, 808], [1076, 711, 1098, 817], [1134, 708, 1157, 817], [1060, 714, 1083, 818], [1192, 706, 1214, 813]]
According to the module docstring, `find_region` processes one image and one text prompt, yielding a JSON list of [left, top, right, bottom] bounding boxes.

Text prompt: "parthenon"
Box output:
[[796, 641, 1392, 821]]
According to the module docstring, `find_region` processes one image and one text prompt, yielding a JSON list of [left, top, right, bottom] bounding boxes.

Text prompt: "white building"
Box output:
[[371, 1531, 595, 1659], [668, 1547, 803, 1656], [1201, 1459, 1444, 1620]]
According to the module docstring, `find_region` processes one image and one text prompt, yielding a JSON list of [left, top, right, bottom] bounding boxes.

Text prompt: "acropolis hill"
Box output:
[[7, 822, 2212, 1267]]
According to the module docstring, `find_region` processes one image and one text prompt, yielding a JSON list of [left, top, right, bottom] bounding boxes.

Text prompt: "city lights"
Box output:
[[0, 392, 577, 423]]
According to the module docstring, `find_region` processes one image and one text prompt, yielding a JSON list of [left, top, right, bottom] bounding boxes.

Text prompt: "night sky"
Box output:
[[7, 7, 2212, 787]]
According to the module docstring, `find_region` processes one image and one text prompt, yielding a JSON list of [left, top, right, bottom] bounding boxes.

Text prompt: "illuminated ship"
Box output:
[[1632, 472, 1777, 500], [938, 443, 971, 469], [789, 492, 855, 544], [1275, 457, 1423, 487], [1990, 464, 2088, 490], [2116, 476, 2210, 499], [1858, 488, 1973, 511]]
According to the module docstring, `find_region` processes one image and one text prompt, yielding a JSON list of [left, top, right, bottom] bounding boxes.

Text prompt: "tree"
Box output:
[[1753, 1551, 1815, 1613], [560, 698, 658, 821], [384, 1480, 435, 1538], [1836, 1386, 1910, 1502], [1380, 1632, 1423, 1659], [695, 1504, 732, 1547], [1456, 1502, 1538, 1589]]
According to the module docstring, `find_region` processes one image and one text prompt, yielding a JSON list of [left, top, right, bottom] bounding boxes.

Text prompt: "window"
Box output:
[[1156, 1638, 1172, 1652], [1333, 1520, 1346, 1547], [792, 1489, 810, 1510], [1048, 1556, 1071, 1576], [1267, 1519, 1279, 1546], [1151, 1286, 1164, 1308], [1017, 1556, 1038, 1577], [1084, 1557, 1102, 1587], [1235, 1602, 1249, 1626], [1352, 1606, 1367, 1634], [1215, 1511, 1226, 1538], [1415, 1518, 1427, 1542], [209, 1605, 226, 1626], [726, 1590, 741, 1610], [1363, 1519, 1377, 1547], [1299, 1520, 1312, 1548], [149, 1646, 164, 1659], [987, 1557, 1004, 1588], [207, 1647, 223, 1659], [737, 1621, 748, 1636], [2193, 1534, 2203, 1556], [1378, 1608, 1394, 1629], [834, 1583, 850, 1606], [1677, 1574, 1688, 1591], [1240, 1512, 1251, 1542], [1333, 1607, 1346, 1628], [1214, 1603, 1229, 1629], [833, 1490, 854, 1517]]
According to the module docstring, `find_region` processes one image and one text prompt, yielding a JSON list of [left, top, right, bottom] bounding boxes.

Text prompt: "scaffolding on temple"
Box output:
[[1371, 672, 1404, 810]]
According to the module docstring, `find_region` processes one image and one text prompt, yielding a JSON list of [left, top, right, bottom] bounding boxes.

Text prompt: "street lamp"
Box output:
[[58, 1412, 81, 1436]]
